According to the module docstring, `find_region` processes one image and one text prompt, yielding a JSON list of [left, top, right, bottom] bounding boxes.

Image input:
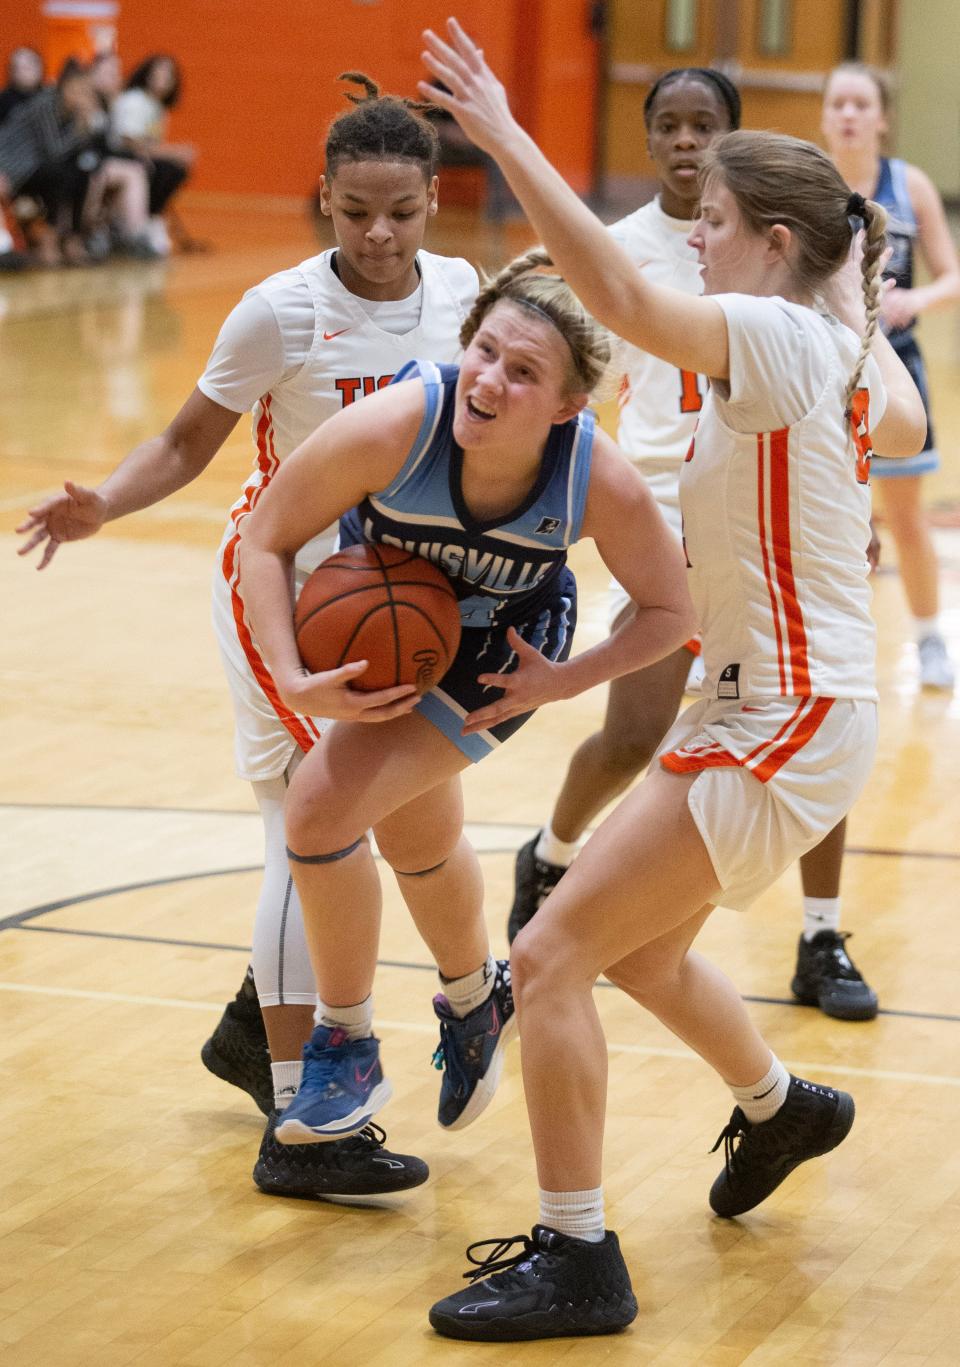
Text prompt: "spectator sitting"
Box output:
[[0, 59, 100, 265], [83, 51, 156, 258], [0, 47, 45, 126], [110, 54, 195, 256]]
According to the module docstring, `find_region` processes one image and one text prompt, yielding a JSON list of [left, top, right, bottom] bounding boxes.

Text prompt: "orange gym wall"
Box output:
[[4, 0, 598, 199]]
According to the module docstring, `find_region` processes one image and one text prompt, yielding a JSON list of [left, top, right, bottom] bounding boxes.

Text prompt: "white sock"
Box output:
[[271, 1059, 302, 1111], [535, 824, 579, 869], [440, 954, 495, 1018], [802, 896, 841, 940], [730, 1055, 791, 1124], [314, 994, 373, 1041], [914, 615, 940, 642], [538, 1186, 605, 1243]]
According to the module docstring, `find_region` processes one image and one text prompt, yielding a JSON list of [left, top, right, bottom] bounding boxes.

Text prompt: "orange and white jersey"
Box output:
[[200, 248, 478, 574], [199, 247, 478, 779], [681, 293, 886, 704], [608, 197, 706, 531]]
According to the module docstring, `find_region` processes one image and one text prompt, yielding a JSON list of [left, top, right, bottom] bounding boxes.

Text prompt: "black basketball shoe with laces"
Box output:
[[507, 835, 566, 945], [429, 1224, 638, 1341], [791, 930, 879, 1021], [709, 1074, 855, 1218], [432, 960, 517, 1129], [200, 969, 273, 1116], [253, 1110, 428, 1198]]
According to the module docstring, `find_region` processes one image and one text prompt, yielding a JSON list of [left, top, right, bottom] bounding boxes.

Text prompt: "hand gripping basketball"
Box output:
[[294, 543, 462, 694]]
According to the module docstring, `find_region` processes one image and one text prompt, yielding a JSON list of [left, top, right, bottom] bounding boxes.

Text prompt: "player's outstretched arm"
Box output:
[[16, 388, 241, 569], [420, 18, 728, 379]]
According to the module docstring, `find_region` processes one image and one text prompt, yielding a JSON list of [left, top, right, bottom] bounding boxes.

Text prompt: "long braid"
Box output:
[[844, 198, 888, 413]]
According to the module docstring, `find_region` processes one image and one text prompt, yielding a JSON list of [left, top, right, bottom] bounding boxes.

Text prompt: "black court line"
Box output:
[[3, 801, 960, 865], [4, 866, 960, 1026]]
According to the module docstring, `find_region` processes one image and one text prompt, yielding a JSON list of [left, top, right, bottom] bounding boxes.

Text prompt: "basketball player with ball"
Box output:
[[238, 251, 696, 1144], [16, 76, 479, 1199]]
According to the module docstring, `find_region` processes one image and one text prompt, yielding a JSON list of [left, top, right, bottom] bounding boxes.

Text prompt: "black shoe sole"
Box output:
[[253, 1168, 429, 1199], [429, 1299, 637, 1342], [710, 1091, 855, 1218], [790, 977, 879, 1021], [200, 1036, 272, 1117]]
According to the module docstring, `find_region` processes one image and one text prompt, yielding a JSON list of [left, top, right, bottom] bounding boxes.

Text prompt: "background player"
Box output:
[[16, 74, 478, 1201], [237, 252, 695, 1146], [822, 61, 960, 689], [418, 19, 925, 1341], [509, 65, 880, 1024]]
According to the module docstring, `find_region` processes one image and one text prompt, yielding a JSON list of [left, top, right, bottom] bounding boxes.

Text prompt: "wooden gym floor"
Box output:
[[3, 201, 960, 1365]]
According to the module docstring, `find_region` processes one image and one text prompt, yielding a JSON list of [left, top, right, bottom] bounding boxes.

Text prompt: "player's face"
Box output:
[[454, 301, 585, 453], [319, 159, 438, 301], [646, 78, 731, 218], [688, 177, 768, 295], [821, 71, 886, 156]]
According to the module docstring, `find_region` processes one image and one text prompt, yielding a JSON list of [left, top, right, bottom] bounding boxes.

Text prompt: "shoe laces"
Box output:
[[810, 931, 863, 982], [338, 1121, 387, 1153], [462, 1233, 539, 1283], [530, 857, 563, 906], [430, 1014, 474, 1097], [301, 1042, 349, 1092]]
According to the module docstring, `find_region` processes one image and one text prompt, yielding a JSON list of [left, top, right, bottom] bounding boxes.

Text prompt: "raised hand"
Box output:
[[16, 480, 109, 569], [420, 18, 518, 156], [462, 626, 566, 735]]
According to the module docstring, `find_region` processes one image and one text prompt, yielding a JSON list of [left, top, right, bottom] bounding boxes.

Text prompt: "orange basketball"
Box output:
[[293, 543, 462, 694]]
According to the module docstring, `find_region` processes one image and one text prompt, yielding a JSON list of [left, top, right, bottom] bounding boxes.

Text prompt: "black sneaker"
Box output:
[[253, 1110, 428, 1198], [200, 970, 273, 1116], [791, 931, 879, 1021], [507, 835, 566, 945], [428, 1224, 638, 1341], [709, 1075, 855, 1218], [432, 960, 517, 1129]]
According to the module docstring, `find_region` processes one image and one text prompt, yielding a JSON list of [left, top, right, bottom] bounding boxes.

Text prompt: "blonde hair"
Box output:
[[702, 129, 888, 412], [460, 247, 614, 397]]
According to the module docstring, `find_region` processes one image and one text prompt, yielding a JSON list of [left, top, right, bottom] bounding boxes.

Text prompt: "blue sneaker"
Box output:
[[275, 1026, 392, 1144], [432, 960, 517, 1130]]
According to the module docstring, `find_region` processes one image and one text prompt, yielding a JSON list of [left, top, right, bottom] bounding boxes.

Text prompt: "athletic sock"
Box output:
[[914, 614, 940, 642], [538, 1186, 605, 1243], [439, 954, 495, 1018], [535, 824, 579, 869], [730, 1054, 790, 1124], [802, 896, 841, 941], [271, 1059, 302, 1111], [314, 993, 374, 1041]]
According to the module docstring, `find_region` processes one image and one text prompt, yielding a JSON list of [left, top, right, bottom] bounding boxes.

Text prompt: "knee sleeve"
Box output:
[[250, 756, 317, 1008]]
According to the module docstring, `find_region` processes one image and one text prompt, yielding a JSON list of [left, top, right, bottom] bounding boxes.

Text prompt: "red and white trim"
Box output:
[[219, 393, 323, 755], [661, 696, 835, 785], [756, 428, 810, 695]]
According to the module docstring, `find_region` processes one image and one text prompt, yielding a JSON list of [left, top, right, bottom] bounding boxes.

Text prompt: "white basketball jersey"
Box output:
[[681, 294, 886, 702], [200, 247, 479, 572], [608, 198, 706, 516]]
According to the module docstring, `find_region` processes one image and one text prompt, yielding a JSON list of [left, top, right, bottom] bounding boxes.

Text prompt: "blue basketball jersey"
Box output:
[[340, 359, 595, 629], [873, 156, 917, 348]]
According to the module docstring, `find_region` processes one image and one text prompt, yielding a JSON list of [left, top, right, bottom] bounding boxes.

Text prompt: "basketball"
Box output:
[[294, 543, 462, 693]]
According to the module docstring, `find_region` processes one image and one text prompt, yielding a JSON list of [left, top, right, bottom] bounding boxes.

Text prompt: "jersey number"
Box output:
[[848, 388, 873, 485], [679, 368, 704, 414]]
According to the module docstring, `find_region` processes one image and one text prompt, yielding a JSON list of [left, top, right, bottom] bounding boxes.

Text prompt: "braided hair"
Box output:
[[460, 248, 614, 397], [700, 130, 888, 414], [644, 67, 741, 130], [325, 71, 440, 179]]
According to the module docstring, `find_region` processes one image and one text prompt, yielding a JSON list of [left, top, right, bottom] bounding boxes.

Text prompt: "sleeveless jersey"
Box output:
[[681, 294, 887, 702], [340, 359, 595, 630], [608, 196, 707, 475], [200, 247, 479, 573], [872, 156, 917, 348]]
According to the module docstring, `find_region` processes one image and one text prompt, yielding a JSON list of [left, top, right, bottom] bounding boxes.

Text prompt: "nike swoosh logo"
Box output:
[[323, 328, 351, 340], [355, 1060, 378, 1084], [487, 1004, 500, 1038], [752, 1081, 778, 1099], [741, 705, 765, 713]]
